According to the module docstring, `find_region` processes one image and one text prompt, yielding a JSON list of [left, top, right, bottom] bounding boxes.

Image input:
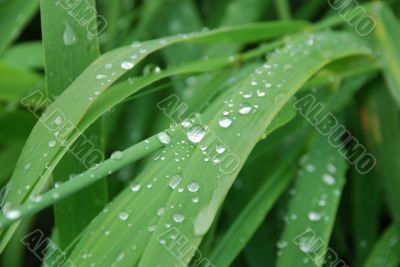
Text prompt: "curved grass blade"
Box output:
[[40, 0, 107, 249], [0, 132, 171, 228], [0, 0, 39, 54], [0, 21, 308, 250], [1, 41, 43, 69], [368, 2, 400, 108], [363, 225, 400, 267], [63, 32, 372, 266], [209, 150, 299, 267], [276, 134, 348, 267], [358, 80, 400, 233]]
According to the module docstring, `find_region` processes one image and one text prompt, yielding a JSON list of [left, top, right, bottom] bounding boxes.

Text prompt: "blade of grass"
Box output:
[[274, 0, 291, 20], [1, 41, 43, 69], [0, 0, 39, 54], [63, 32, 372, 266], [363, 225, 400, 267], [276, 133, 348, 267], [40, 0, 106, 249], [358, 80, 400, 233], [368, 2, 400, 108]]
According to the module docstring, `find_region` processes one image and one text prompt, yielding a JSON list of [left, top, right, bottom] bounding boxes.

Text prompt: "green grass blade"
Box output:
[[209, 152, 299, 267], [40, 0, 107, 248], [274, 0, 291, 20], [368, 2, 400, 108], [358, 80, 400, 233], [363, 225, 400, 267], [0, 132, 169, 228], [0, 0, 39, 54], [0, 21, 310, 251], [1, 41, 43, 69], [63, 32, 371, 266], [276, 133, 348, 267]]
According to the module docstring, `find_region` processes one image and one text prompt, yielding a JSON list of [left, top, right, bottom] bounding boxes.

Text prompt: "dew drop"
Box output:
[[119, 211, 129, 221], [48, 140, 56, 148], [239, 103, 252, 115], [187, 182, 199, 192], [308, 211, 322, 221], [121, 61, 134, 70], [63, 23, 76, 46], [111, 151, 123, 160], [322, 174, 335, 185], [5, 209, 21, 220], [219, 117, 232, 128], [131, 183, 141, 192], [216, 145, 226, 154], [173, 213, 185, 223], [169, 175, 182, 189], [157, 132, 172, 145], [187, 127, 206, 143]]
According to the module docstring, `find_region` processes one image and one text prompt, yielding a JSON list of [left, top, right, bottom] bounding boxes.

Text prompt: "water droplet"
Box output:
[[187, 182, 199, 192], [276, 240, 288, 249], [157, 207, 165, 216], [54, 116, 63, 125], [121, 61, 134, 70], [239, 103, 252, 115], [308, 211, 322, 221], [24, 163, 31, 171], [169, 175, 182, 189], [157, 132, 171, 145], [327, 163, 336, 174], [187, 127, 206, 143], [322, 174, 335, 185], [5, 209, 21, 220], [192, 197, 199, 203], [48, 140, 56, 148], [173, 213, 185, 223], [111, 151, 123, 160], [96, 73, 107, 80], [63, 23, 76, 46], [216, 145, 226, 154], [256, 89, 266, 97], [243, 92, 253, 99], [119, 211, 129, 221], [131, 183, 141, 192], [219, 117, 232, 128]]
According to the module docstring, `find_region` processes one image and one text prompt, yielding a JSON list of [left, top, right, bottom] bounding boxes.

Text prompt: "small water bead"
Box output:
[[131, 183, 141, 192], [169, 175, 182, 189], [251, 80, 258, 86], [5, 209, 21, 220], [119, 211, 129, 221], [192, 197, 199, 203], [54, 116, 63, 125], [216, 145, 226, 154], [121, 61, 134, 70], [305, 164, 315, 172], [239, 103, 252, 115], [219, 117, 232, 128], [63, 23, 76, 46], [24, 163, 31, 171], [187, 126, 206, 143], [96, 73, 107, 80], [308, 211, 322, 221], [111, 151, 123, 160], [48, 140, 56, 148], [31, 195, 43, 203], [322, 174, 335, 185], [243, 92, 253, 99], [276, 240, 288, 249], [187, 182, 199, 192], [105, 63, 113, 69], [173, 213, 185, 223], [157, 132, 171, 145], [157, 207, 165, 216], [327, 163, 336, 174], [256, 89, 266, 97]]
